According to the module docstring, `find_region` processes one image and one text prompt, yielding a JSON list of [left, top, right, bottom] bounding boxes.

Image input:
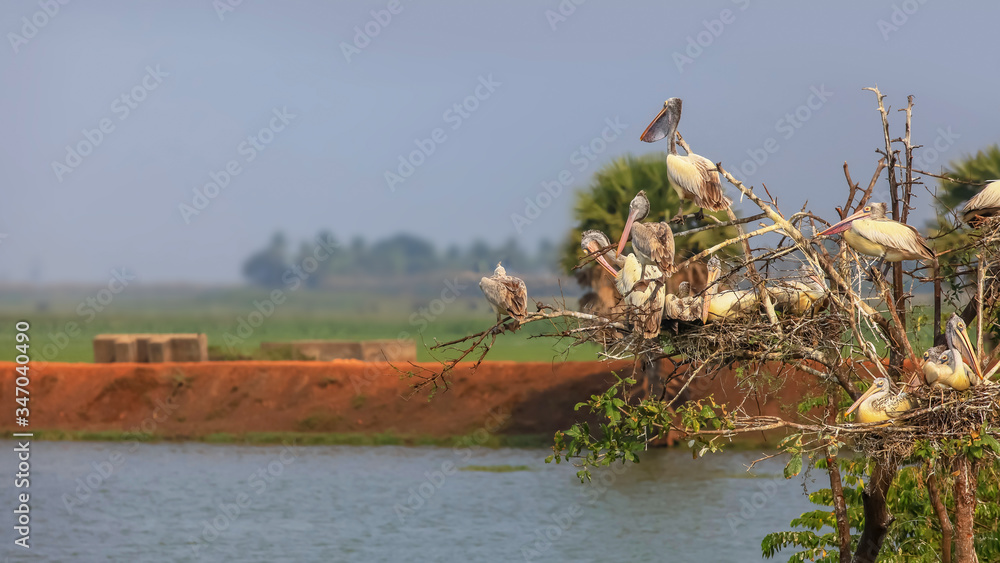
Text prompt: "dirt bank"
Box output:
[[0, 360, 823, 445]]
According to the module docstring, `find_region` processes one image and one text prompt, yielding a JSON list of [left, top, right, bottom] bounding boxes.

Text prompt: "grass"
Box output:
[[0, 286, 597, 363], [18, 429, 554, 448]]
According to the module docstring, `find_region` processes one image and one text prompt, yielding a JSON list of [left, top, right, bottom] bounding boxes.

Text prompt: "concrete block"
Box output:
[[113, 336, 138, 363], [360, 340, 416, 363], [170, 334, 208, 362], [93, 334, 119, 363], [147, 336, 173, 363]]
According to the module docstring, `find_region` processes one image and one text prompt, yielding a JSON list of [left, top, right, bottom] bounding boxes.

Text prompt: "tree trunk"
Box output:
[[827, 453, 852, 563], [953, 456, 979, 563], [927, 470, 953, 563], [852, 460, 897, 563]]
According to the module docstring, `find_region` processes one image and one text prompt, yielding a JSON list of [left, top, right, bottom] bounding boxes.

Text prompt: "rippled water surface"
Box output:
[[1, 441, 819, 561]]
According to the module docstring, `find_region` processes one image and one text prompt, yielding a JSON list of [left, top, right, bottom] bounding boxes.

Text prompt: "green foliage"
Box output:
[[763, 456, 1000, 562], [559, 153, 738, 275]]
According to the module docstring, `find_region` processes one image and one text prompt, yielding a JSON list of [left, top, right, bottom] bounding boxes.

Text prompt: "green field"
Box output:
[[0, 286, 598, 363]]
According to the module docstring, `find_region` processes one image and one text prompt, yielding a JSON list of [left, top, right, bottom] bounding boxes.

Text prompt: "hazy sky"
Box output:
[[2, 1, 998, 283]]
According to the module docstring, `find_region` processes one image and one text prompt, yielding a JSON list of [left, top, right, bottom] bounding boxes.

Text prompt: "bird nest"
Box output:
[[849, 383, 1000, 463]]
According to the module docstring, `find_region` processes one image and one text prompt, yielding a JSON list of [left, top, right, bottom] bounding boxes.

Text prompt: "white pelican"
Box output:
[[640, 97, 731, 221], [845, 377, 914, 424], [945, 314, 984, 383], [701, 256, 758, 323], [922, 347, 978, 391], [581, 230, 622, 278], [479, 262, 528, 330], [768, 266, 828, 316], [616, 253, 665, 339], [817, 203, 934, 262], [617, 191, 675, 278], [962, 180, 1000, 225]]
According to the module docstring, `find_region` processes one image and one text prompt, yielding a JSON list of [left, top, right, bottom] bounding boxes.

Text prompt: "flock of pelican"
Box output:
[[477, 97, 1000, 422]]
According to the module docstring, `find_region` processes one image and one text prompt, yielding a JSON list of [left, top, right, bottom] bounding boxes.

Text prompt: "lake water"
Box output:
[[1, 441, 820, 562]]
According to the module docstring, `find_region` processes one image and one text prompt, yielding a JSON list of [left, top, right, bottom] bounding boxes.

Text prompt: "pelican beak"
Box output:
[[639, 105, 671, 143], [818, 209, 872, 237], [586, 241, 619, 278], [845, 384, 878, 416], [952, 326, 985, 382], [617, 207, 640, 256], [701, 264, 721, 324]]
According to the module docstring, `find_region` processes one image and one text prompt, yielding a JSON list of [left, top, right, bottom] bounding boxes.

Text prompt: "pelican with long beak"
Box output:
[[615, 253, 665, 340], [580, 230, 622, 278], [817, 203, 934, 262], [616, 191, 675, 278], [845, 377, 914, 424], [922, 347, 978, 391], [701, 256, 758, 323], [962, 180, 1000, 225], [640, 97, 731, 221], [945, 314, 984, 383], [479, 262, 528, 331], [768, 266, 828, 316]]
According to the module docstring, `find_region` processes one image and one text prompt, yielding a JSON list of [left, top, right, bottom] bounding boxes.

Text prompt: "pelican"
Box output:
[[581, 230, 622, 278], [845, 377, 914, 424], [701, 256, 759, 322], [922, 347, 978, 391], [639, 97, 731, 221], [962, 180, 1000, 225], [616, 191, 675, 278], [479, 262, 528, 331], [817, 203, 934, 262], [616, 253, 665, 339], [768, 266, 828, 316], [945, 314, 984, 383]]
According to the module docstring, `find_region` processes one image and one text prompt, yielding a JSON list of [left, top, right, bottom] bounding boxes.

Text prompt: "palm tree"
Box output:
[[561, 153, 739, 314]]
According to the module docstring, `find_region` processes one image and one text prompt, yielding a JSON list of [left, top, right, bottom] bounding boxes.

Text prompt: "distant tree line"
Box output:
[[242, 231, 559, 288]]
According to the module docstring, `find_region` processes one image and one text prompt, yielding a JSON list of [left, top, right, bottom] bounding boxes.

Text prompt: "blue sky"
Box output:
[[2, 0, 998, 282]]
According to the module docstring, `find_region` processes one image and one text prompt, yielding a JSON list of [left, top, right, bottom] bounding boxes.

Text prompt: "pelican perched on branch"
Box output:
[[615, 253, 665, 340], [945, 314, 984, 383], [962, 180, 1000, 225], [922, 347, 978, 391], [479, 262, 528, 331], [768, 266, 828, 316], [701, 256, 758, 323], [845, 377, 914, 424], [640, 97, 731, 221], [617, 191, 675, 278], [817, 203, 934, 262], [580, 230, 622, 278]]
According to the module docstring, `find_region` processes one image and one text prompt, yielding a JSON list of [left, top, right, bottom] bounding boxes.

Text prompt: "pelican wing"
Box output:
[[479, 275, 528, 321], [632, 222, 675, 275], [851, 218, 934, 260], [963, 182, 1000, 223], [666, 153, 731, 211]]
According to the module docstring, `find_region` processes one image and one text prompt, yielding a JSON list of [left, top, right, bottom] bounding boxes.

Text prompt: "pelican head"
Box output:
[[818, 203, 887, 236], [845, 377, 891, 416], [581, 230, 619, 278], [494, 262, 506, 277], [676, 281, 691, 298], [701, 255, 723, 323], [617, 191, 651, 255], [946, 314, 983, 382], [639, 98, 682, 143]]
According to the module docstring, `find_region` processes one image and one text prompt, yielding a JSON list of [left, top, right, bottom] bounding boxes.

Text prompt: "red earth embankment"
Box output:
[[0, 360, 824, 443]]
